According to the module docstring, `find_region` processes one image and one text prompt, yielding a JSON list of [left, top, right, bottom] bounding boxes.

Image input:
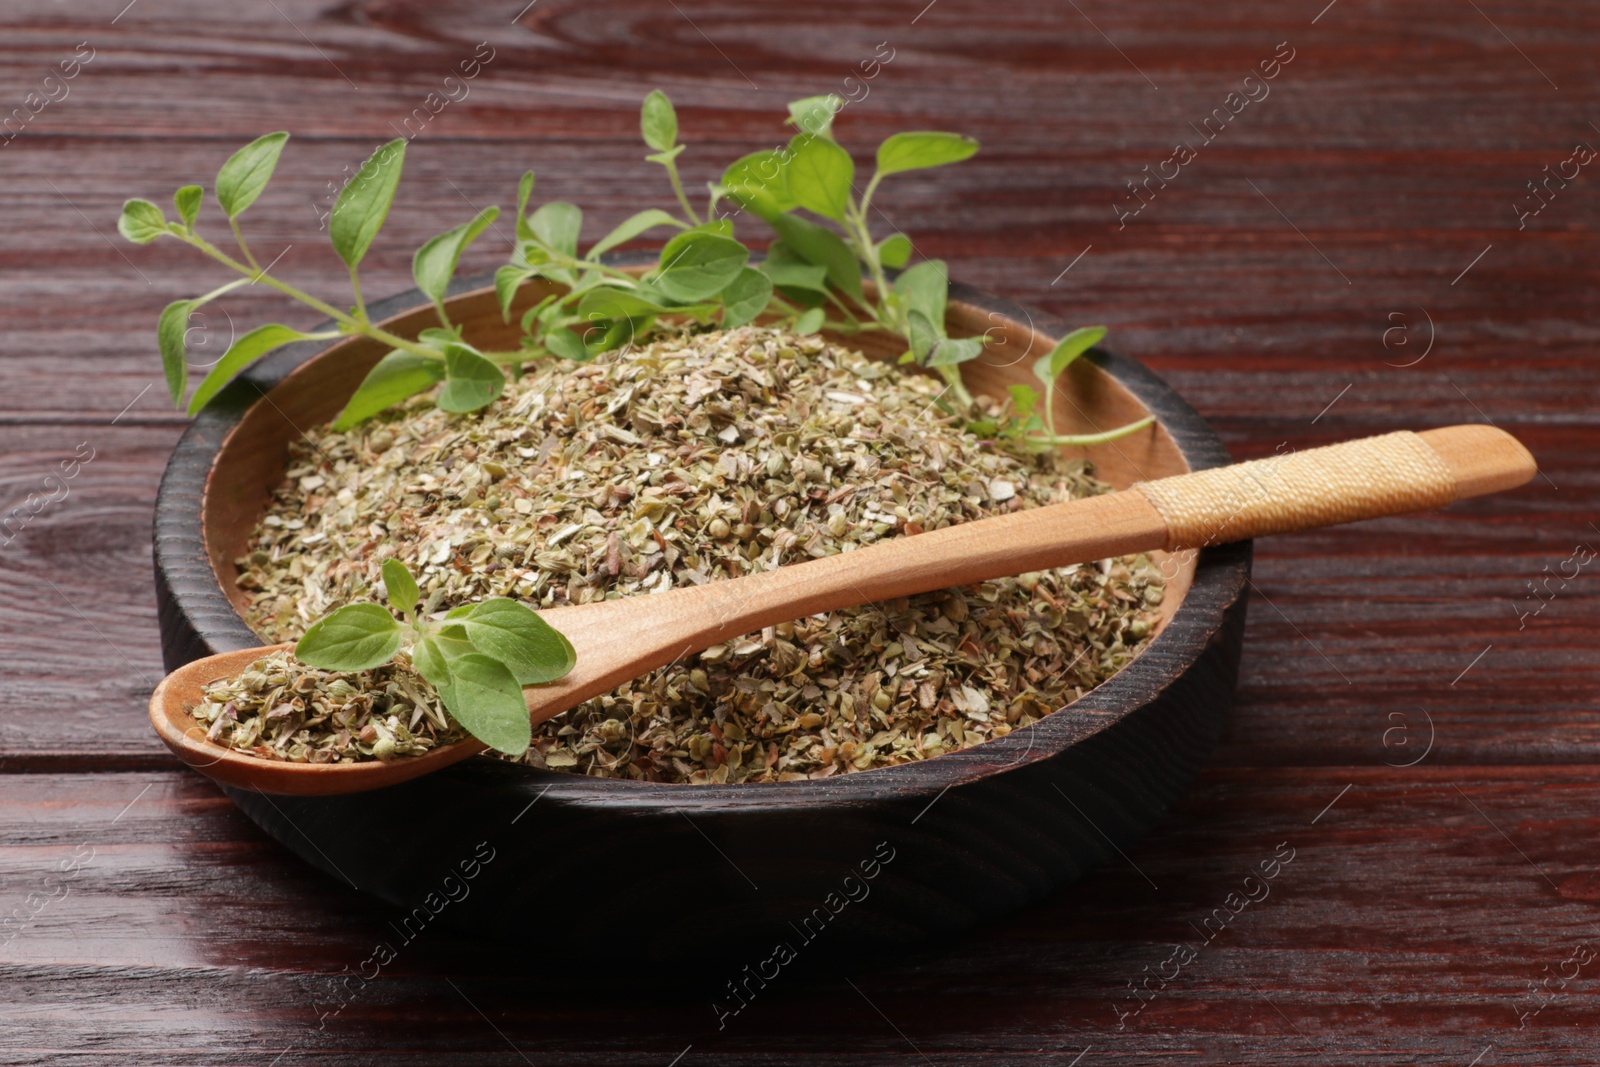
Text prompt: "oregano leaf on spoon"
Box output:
[[294, 560, 573, 757]]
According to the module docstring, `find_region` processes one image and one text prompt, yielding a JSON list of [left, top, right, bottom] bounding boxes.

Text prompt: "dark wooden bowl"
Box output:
[[153, 266, 1250, 968]]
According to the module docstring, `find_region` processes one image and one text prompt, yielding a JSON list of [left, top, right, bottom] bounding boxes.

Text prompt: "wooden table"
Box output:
[[3, 1, 1596, 1062]]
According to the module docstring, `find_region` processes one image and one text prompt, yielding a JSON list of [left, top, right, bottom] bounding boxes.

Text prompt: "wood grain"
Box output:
[[2, 768, 1597, 1063], [0, 0, 1596, 1062]]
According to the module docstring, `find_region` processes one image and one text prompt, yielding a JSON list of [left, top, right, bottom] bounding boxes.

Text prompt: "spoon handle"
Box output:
[[1131, 425, 1534, 550], [558, 424, 1536, 681]]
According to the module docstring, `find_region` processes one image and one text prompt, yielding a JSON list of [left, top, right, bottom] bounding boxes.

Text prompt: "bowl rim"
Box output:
[[156, 266, 1249, 809]]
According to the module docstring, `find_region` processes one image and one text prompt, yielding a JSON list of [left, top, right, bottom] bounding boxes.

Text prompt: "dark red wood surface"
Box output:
[[1, 1, 1596, 1062]]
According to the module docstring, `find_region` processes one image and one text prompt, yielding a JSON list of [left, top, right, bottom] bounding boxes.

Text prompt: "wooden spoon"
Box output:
[[150, 424, 1535, 795]]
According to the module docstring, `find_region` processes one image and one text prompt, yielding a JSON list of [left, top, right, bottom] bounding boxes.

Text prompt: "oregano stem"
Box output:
[[180, 230, 349, 321], [821, 318, 865, 334], [228, 217, 262, 274], [662, 158, 702, 227], [1024, 416, 1156, 448], [348, 267, 368, 324], [820, 287, 861, 325], [858, 171, 885, 221], [845, 200, 892, 323], [177, 230, 439, 361], [936, 364, 974, 410], [195, 276, 252, 307], [550, 245, 645, 284]]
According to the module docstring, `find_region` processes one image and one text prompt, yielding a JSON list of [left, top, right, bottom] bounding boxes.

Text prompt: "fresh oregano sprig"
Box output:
[[293, 559, 574, 756], [122, 90, 1151, 448], [718, 95, 1152, 444], [488, 96, 766, 365], [976, 326, 1154, 449], [501, 90, 1151, 445], [119, 133, 528, 430]]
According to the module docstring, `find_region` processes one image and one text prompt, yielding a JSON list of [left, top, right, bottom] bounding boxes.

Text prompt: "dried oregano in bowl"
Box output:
[[224, 324, 1165, 783]]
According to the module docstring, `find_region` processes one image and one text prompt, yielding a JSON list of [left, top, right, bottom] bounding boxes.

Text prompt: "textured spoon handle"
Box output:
[[1133, 425, 1536, 550]]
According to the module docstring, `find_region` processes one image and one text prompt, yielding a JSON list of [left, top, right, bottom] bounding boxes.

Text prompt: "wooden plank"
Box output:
[[1, 768, 1595, 1063], [1, 0, 1590, 137], [0, 423, 177, 765], [0, 1, 1595, 417]]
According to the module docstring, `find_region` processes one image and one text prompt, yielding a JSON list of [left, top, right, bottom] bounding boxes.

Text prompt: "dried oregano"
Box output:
[[230, 325, 1164, 782], [193, 650, 461, 763]]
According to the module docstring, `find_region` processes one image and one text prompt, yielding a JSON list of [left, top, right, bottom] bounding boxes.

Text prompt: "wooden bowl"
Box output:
[[152, 266, 1250, 966]]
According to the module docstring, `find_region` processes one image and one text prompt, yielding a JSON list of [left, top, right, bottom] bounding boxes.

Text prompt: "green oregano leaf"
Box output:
[[690, 217, 734, 239], [653, 230, 748, 302], [928, 335, 985, 367], [157, 300, 194, 405], [413, 205, 500, 314], [435, 650, 530, 757], [794, 307, 826, 335], [878, 233, 912, 269], [331, 138, 406, 270], [1031, 326, 1108, 437], [381, 558, 419, 618], [786, 95, 842, 140], [1033, 325, 1106, 386], [894, 258, 948, 332], [437, 343, 505, 413], [586, 317, 649, 358], [1008, 383, 1039, 423], [528, 202, 582, 257], [874, 131, 980, 177], [720, 150, 796, 219], [640, 89, 678, 152], [576, 286, 677, 320], [720, 267, 773, 328], [294, 603, 402, 672], [758, 243, 829, 293], [543, 326, 589, 362], [495, 265, 536, 322], [766, 214, 862, 299], [187, 324, 318, 415], [337, 350, 441, 428], [519, 293, 559, 337], [785, 135, 854, 222], [460, 599, 576, 685], [412, 634, 458, 712], [215, 132, 289, 220], [545, 314, 645, 362], [906, 309, 939, 362], [417, 326, 460, 348], [432, 623, 479, 660], [515, 171, 536, 241], [173, 185, 203, 231], [117, 199, 168, 244], [586, 209, 684, 260]]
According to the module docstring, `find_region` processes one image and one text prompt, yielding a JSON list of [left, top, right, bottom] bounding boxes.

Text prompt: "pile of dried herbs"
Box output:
[[193, 650, 462, 763], [236, 325, 1164, 782]]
